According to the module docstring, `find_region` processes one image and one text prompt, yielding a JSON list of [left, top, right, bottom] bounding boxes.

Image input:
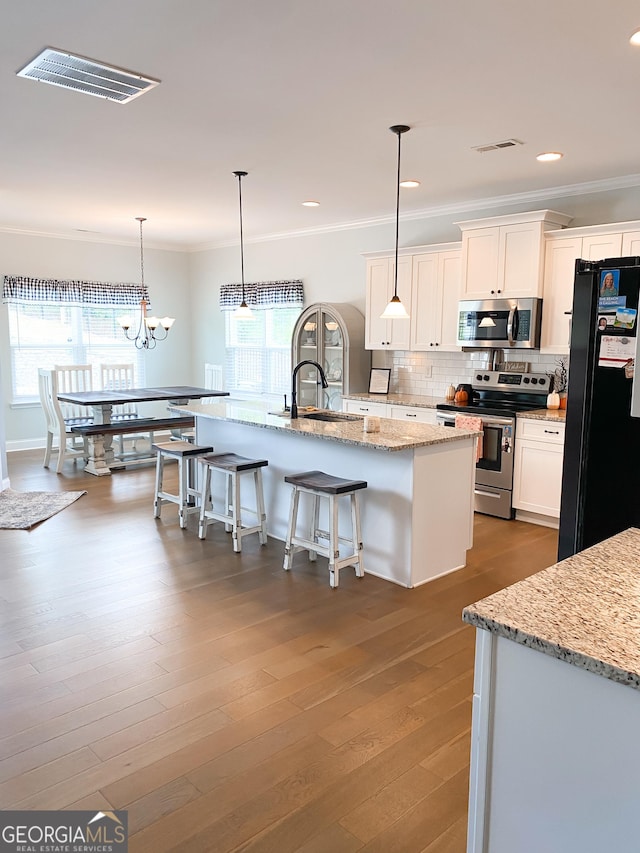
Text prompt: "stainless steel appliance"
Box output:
[[457, 297, 543, 348], [436, 370, 551, 519]]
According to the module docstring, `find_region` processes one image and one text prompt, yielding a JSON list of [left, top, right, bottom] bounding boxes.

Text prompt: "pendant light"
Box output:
[[381, 125, 411, 320], [233, 170, 254, 319], [119, 217, 175, 349]]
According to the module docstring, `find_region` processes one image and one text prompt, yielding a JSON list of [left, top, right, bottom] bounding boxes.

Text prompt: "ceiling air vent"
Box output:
[[17, 48, 160, 103], [472, 139, 524, 154]]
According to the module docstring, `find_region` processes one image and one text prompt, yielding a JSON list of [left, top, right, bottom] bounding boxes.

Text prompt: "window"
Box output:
[[220, 280, 303, 399], [3, 275, 147, 401]]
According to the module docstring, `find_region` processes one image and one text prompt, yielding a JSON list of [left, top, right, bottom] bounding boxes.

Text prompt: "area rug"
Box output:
[[0, 488, 87, 529]]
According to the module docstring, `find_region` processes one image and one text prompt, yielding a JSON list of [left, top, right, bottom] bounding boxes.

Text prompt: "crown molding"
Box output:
[[0, 224, 189, 252]]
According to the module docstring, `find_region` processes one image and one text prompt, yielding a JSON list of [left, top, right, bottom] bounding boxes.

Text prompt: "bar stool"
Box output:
[[283, 470, 366, 588], [198, 453, 268, 552], [153, 441, 213, 528]]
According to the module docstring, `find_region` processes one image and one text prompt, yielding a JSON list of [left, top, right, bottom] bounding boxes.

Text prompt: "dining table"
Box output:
[[57, 385, 228, 474]]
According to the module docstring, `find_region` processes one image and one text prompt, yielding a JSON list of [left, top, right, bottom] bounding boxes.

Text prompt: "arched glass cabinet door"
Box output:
[[322, 309, 344, 410]]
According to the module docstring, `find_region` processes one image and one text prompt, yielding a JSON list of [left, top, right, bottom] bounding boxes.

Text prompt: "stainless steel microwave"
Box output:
[[457, 297, 543, 349]]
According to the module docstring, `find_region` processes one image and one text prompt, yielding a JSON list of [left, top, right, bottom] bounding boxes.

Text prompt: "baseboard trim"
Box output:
[[515, 509, 560, 529]]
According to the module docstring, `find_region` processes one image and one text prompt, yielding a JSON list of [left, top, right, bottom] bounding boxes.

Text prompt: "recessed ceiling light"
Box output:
[[536, 152, 563, 162], [302, 200, 320, 207], [399, 180, 420, 188], [630, 28, 640, 45]]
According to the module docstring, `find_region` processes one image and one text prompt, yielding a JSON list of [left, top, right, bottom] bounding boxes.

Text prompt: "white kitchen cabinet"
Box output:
[[541, 231, 626, 353], [388, 405, 438, 425], [365, 256, 412, 350], [512, 418, 565, 522], [410, 250, 461, 351], [457, 210, 572, 300], [342, 399, 389, 416]]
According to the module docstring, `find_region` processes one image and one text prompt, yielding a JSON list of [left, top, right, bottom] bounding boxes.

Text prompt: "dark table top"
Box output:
[[57, 386, 229, 406]]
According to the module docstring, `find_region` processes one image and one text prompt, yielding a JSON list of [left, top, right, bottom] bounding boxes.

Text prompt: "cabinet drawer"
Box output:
[[389, 405, 438, 424], [518, 418, 565, 444], [343, 399, 388, 416]]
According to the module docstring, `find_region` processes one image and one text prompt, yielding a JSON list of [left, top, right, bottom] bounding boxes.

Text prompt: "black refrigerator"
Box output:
[[558, 256, 640, 560]]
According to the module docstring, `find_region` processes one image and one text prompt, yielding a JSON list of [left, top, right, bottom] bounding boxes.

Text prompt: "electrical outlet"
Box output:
[[423, 364, 432, 378]]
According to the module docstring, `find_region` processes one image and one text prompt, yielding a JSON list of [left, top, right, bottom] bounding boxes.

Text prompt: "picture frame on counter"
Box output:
[[368, 367, 391, 394]]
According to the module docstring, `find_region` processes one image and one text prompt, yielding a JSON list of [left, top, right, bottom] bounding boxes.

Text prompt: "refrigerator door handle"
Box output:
[[507, 306, 517, 344]]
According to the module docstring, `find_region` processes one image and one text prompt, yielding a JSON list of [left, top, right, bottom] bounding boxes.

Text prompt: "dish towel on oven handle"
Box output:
[[454, 415, 483, 462]]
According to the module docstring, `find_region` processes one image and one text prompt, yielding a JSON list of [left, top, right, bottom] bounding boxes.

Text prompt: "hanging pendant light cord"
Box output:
[[138, 216, 146, 296], [234, 170, 248, 304], [390, 125, 409, 299]]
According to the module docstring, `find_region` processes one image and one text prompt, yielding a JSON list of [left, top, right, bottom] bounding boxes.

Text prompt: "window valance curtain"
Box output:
[[219, 279, 303, 311], [2, 275, 149, 307]]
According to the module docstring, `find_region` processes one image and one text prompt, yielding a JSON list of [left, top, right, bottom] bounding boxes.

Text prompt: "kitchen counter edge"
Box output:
[[462, 528, 640, 691]]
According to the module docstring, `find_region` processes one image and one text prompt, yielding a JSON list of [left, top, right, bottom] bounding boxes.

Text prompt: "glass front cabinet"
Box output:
[[291, 302, 370, 411]]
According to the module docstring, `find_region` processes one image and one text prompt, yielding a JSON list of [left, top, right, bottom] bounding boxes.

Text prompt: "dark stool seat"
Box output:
[[153, 441, 214, 529], [198, 453, 268, 552], [283, 469, 367, 588]]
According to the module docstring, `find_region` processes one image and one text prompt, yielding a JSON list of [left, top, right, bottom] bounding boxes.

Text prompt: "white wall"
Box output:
[[0, 231, 191, 449]]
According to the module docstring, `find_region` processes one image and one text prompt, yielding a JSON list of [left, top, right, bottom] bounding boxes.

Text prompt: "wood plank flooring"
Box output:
[[0, 450, 559, 852]]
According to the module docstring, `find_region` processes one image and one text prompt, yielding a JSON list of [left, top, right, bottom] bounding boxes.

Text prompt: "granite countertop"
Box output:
[[463, 528, 640, 690], [344, 392, 442, 409], [517, 408, 567, 423], [172, 400, 478, 453]]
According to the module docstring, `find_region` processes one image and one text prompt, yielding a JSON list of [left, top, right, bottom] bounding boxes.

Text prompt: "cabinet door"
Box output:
[[499, 221, 544, 298], [461, 227, 499, 298], [410, 253, 440, 350], [513, 439, 564, 517], [581, 233, 622, 261], [622, 231, 640, 256], [342, 399, 388, 416], [439, 250, 462, 350], [365, 258, 392, 350], [389, 405, 438, 424], [540, 236, 584, 354]]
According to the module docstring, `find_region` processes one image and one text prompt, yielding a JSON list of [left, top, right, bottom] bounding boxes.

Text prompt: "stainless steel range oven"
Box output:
[[436, 370, 551, 519]]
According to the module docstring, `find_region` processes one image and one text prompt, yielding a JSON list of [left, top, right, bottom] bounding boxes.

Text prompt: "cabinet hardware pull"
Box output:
[[406, 413, 416, 417], [544, 429, 560, 434]]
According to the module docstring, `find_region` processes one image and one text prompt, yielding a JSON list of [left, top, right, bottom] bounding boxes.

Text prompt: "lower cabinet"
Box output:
[[512, 418, 565, 520], [342, 399, 438, 424]]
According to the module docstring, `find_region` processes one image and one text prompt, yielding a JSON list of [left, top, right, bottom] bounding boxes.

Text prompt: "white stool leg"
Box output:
[[329, 494, 339, 589], [283, 486, 299, 571], [352, 492, 364, 578], [153, 452, 164, 518], [308, 494, 320, 562], [224, 470, 233, 533], [231, 471, 242, 552], [198, 464, 212, 539], [255, 468, 268, 545], [178, 457, 188, 528]]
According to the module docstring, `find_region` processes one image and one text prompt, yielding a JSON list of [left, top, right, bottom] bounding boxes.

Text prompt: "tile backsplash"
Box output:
[[378, 350, 568, 397]]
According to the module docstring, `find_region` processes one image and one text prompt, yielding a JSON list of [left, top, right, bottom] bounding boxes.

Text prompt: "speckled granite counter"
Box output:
[[463, 528, 640, 690], [517, 408, 566, 423], [173, 399, 477, 451], [343, 392, 442, 409]]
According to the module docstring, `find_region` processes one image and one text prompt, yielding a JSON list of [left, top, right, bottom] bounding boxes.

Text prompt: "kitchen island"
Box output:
[[463, 528, 640, 853], [172, 400, 478, 587]]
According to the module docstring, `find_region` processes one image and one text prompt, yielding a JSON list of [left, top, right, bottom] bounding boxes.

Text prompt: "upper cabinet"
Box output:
[[541, 223, 640, 353], [456, 210, 572, 300], [365, 255, 413, 350], [364, 244, 461, 352]]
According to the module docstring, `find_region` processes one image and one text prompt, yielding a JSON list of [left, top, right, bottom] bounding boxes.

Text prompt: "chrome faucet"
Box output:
[[291, 360, 328, 419]]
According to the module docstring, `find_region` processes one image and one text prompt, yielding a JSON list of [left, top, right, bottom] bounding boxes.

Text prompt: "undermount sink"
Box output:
[[299, 411, 363, 422]]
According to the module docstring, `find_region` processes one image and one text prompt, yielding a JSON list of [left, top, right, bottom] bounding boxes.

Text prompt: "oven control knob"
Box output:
[[523, 377, 530, 384], [483, 374, 490, 381], [531, 378, 538, 384], [476, 373, 483, 381], [539, 377, 546, 386]]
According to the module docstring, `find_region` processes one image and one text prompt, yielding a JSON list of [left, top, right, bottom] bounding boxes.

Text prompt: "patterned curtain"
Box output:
[[219, 279, 304, 311], [2, 275, 149, 307]]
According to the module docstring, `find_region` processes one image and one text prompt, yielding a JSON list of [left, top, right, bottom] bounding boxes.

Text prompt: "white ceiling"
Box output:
[[3, 0, 640, 250]]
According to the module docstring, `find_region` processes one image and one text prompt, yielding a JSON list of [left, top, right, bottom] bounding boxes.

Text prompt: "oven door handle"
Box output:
[[480, 418, 513, 428]]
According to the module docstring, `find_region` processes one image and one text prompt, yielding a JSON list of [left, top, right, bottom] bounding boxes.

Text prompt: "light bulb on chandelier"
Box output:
[[119, 217, 175, 349]]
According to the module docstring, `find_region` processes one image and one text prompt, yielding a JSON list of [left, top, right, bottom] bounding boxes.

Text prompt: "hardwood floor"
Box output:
[[0, 450, 559, 852]]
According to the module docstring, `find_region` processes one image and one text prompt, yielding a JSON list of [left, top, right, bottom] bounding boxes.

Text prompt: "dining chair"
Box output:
[[53, 364, 93, 424], [99, 362, 152, 456], [38, 368, 91, 473]]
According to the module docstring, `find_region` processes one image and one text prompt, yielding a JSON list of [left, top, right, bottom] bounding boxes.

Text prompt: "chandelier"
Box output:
[[119, 217, 175, 349]]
